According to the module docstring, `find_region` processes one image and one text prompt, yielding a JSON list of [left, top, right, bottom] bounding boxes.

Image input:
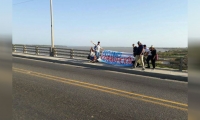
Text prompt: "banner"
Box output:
[[98, 50, 135, 66]]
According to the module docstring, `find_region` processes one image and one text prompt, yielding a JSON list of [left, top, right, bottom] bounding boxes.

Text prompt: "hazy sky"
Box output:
[[13, 0, 187, 47]]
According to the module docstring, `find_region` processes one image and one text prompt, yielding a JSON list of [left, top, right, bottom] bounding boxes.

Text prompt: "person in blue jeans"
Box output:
[[89, 47, 97, 63], [91, 41, 103, 60]]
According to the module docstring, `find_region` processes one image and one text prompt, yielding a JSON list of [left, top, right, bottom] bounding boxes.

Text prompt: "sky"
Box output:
[[13, 0, 187, 47], [1, 0, 11, 36]]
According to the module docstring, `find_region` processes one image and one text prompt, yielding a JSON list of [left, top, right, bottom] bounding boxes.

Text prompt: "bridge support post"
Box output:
[[23, 45, 27, 54], [52, 47, 57, 57], [36, 46, 39, 55], [12, 45, 16, 52], [50, 47, 55, 57], [70, 49, 74, 59], [179, 57, 183, 71]]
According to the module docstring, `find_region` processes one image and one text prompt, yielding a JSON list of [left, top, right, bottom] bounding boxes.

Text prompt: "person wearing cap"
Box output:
[[91, 41, 103, 59], [133, 41, 145, 70]]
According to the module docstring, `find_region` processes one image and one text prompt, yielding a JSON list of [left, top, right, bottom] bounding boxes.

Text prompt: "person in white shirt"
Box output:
[[91, 41, 103, 59], [143, 45, 148, 67], [145, 46, 152, 68]]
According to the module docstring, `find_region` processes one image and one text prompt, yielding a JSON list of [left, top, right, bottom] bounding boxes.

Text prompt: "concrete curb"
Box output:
[[13, 54, 188, 82]]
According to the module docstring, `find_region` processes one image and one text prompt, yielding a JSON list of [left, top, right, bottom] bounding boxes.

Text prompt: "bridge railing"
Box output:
[[12, 44, 187, 71], [12, 44, 90, 59]]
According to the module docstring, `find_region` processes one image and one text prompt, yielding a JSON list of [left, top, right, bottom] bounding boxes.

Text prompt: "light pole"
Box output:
[[50, 0, 54, 56]]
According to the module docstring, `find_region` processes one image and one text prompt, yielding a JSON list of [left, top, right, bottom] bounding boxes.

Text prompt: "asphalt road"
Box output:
[[13, 57, 188, 120]]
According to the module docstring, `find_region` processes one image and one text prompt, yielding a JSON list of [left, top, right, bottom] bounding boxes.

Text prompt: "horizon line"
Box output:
[[13, 43, 188, 48]]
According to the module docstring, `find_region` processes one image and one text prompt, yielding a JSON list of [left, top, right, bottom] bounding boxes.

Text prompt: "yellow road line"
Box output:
[[13, 67, 188, 111], [13, 67, 188, 107], [13, 69, 188, 111]]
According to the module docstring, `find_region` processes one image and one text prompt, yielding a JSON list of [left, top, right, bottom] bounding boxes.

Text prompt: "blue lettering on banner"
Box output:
[[99, 50, 135, 66]]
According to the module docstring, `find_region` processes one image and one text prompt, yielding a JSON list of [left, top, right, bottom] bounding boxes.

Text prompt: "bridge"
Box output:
[[12, 44, 188, 120]]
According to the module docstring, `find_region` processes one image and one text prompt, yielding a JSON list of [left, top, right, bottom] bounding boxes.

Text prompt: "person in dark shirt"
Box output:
[[143, 44, 148, 67], [145, 47, 152, 68], [151, 46, 157, 70], [133, 41, 145, 70], [132, 44, 137, 57], [132, 44, 140, 67]]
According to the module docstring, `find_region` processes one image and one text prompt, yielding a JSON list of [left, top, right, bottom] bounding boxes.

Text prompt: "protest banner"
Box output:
[[98, 50, 135, 66]]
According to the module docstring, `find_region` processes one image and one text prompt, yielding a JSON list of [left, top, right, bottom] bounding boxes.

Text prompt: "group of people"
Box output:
[[88, 40, 157, 70], [132, 41, 157, 70], [89, 41, 103, 63]]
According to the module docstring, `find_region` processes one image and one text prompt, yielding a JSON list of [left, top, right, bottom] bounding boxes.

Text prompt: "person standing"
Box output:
[[143, 44, 148, 66], [146, 46, 152, 68], [133, 41, 145, 70], [132, 44, 140, 67], [151, 46, 157, 70], [91, 41, 103, 59]]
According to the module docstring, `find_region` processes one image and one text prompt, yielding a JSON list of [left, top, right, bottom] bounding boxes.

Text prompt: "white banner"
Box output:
[[98, 50, 135, 66]]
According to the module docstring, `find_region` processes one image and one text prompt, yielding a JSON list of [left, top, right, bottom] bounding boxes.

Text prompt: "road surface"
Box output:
[[13, 57, 188, 120]]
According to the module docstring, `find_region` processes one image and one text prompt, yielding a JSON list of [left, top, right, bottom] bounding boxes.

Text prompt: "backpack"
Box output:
[[87, 54, 90, 59], [133, 47, 137, 56], [94, 45, 97, 51], [155, 54, 158, 60]]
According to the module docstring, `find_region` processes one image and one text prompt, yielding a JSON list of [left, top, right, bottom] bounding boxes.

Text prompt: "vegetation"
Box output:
[[155, 48, 188, 70]]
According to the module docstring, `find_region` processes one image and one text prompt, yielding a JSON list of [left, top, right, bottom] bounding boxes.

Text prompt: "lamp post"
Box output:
[[50, 0, 54, 56]]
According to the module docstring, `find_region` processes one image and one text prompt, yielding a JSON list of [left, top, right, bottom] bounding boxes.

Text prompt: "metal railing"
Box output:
[[12, 44, 188, 71], [12, 44, 90, 59]]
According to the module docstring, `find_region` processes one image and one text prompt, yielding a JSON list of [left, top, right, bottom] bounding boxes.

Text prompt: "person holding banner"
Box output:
[[91, 41, 103, 60], [89, 47, 97, 63], [133, 41, 145, 70]]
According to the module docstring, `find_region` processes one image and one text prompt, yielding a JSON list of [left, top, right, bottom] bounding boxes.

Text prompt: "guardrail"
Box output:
[[12, 44, 187, 71], [12, 44, 90, 59]]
